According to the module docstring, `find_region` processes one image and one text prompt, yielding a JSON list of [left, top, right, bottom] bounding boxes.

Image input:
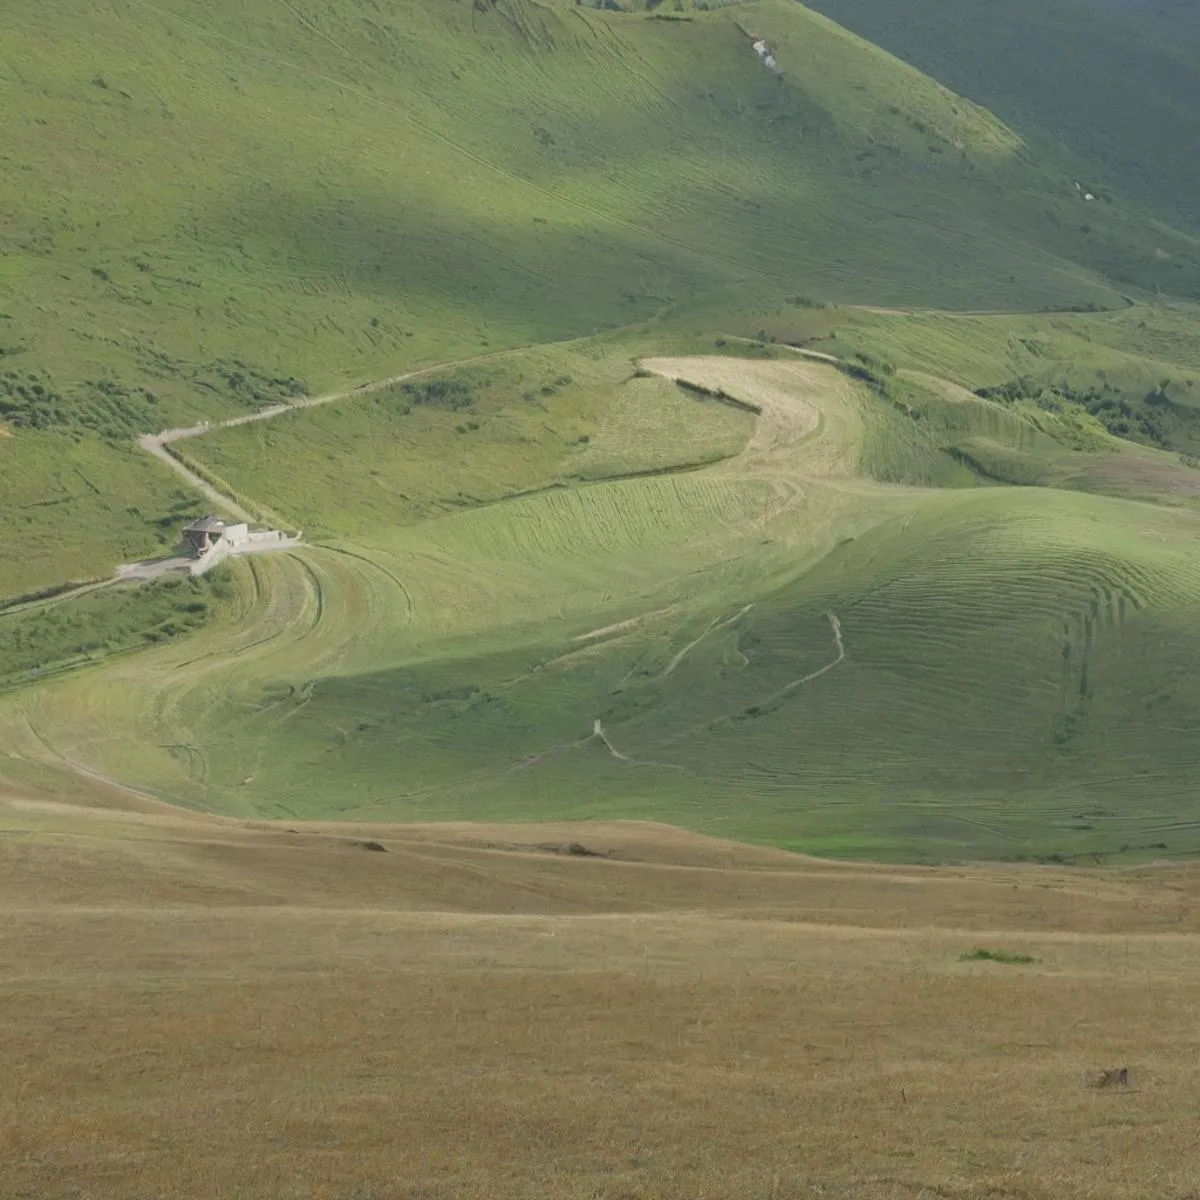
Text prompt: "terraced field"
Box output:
[[6, 345, 1200, 862]]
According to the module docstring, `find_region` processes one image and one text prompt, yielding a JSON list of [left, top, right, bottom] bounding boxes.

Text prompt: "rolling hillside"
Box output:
[[8, 0, 1172, 425], [7, 6, 1200, 1192], [12, 0, 1185, 596], [7, 342, 1200, 862], [4, 0, 1200, 863], [806, 0, 1200, 235], [5, 0, 1198, 598]]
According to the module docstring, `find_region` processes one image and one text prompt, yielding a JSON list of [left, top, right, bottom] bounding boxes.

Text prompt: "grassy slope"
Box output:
[[804, 0, 1200, 237], [9, 350, 1200, 863], [1103, 0, 1200, 45], [230, 490, 1200, 862], [6, 0, 1177, 597], [4, 0, 1188, 423], [5, 0, 1200, 861], [180, 344, 757, 539], [0, 569, 231, 691], [0, 431, 207, 596], [5, 0, 1198, 598], [828, 306, 1200, 464], [705, 297, 1200, 469]]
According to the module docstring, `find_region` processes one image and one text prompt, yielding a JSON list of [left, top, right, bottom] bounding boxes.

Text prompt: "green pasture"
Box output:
[[6, 0, 1191, 439], [0, 431, 206, 598], [0, 571, 230, 692], [7, 350, 1200, 863], [4, 0, 1200, 862]]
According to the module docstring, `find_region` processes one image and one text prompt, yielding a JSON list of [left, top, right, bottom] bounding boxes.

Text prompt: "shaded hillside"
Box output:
[[3, 0, 1194, 428], [1098, 0, 1200, 44], [805, 0, 1200, 237]]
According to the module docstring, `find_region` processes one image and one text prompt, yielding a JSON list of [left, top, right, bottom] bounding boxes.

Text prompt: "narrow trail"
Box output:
[[1, 578, 117, 620], [20, 715, 182, 816], [757, 612, 846, 706], [662, 604, 754, 678], [593, 718, 632, 762], [153, 348, 513, 448], [590, 719, 690, 773], [608, 610, 848, 770], [1, 557, 201, 622], [136, 347, 530, 520], [721, 335, 844, 366]]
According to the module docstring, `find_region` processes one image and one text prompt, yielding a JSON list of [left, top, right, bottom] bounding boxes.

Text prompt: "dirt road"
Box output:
[[135, 348, 536, 521], [137, 435, 256, 523]]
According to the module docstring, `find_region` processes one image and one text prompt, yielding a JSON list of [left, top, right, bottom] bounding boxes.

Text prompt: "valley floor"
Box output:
[[3, 783, 1199, 1199]]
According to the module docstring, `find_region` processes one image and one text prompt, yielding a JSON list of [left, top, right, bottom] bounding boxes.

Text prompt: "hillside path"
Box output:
[[135, 346, 533, 521], [135, 337, 864, 549], [137, 435, 256, 523]]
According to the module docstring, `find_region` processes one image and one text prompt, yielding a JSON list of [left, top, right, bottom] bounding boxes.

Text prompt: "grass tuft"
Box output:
[[960, 948, 1039, 964]]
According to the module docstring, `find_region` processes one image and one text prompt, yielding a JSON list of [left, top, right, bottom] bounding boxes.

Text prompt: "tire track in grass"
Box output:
[[323, 546, 415, 625], [20, 714, 176, 813]]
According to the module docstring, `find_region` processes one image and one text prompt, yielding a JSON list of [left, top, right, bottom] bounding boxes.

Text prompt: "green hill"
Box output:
[[5, 0, 1198, 427], [4, 0, 1200, 863], [7, 0, 1200, 596], [7, 345, 1200, 863], [805, 0, 1200, 236]]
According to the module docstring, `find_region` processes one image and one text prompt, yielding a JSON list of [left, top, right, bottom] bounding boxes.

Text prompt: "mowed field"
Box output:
[[4, 784, 1200, 1199], [6, 343, 1200, 862]]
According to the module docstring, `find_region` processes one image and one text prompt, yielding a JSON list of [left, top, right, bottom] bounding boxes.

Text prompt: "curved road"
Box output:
[[136, 347, 537, 520]]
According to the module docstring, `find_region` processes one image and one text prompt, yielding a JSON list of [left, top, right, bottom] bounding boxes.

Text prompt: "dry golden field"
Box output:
[[3, 777, 1199, 1200]]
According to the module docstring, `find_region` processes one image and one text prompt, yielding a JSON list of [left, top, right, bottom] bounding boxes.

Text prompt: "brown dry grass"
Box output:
[[3, 783, 1200, 1199]]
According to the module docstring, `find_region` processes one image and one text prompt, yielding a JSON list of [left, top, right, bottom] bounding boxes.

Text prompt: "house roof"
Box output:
[[183, 515, 228, 533]]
